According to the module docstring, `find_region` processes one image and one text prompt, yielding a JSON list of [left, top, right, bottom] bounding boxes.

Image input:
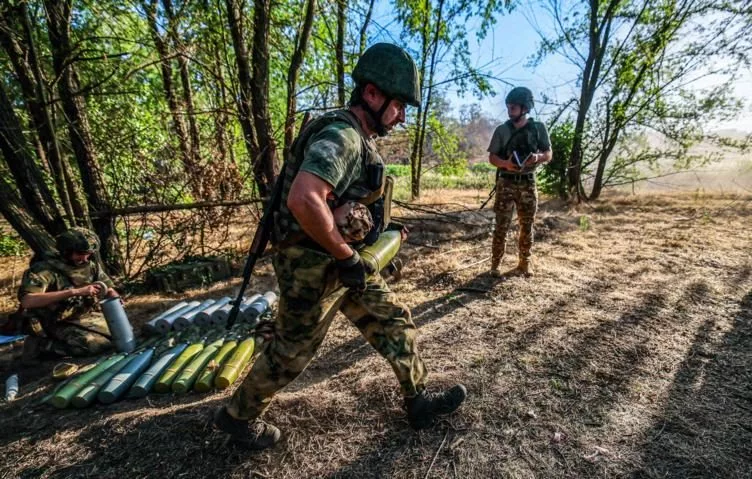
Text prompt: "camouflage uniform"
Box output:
[[227, 111, 428, 421], [18, 255, 114, 357], [487, 119, 551, 270]]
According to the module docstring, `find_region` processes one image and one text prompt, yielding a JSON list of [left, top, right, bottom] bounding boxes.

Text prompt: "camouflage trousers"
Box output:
[[491, 176, 538, 269], [227, 245, 428, 421], [23, 311, 112, 358]]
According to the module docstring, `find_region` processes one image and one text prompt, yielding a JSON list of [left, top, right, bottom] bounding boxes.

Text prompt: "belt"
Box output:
[[498, 172, 535, 183]]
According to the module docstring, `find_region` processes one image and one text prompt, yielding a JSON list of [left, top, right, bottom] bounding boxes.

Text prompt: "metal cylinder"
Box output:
[[144, 301, 189, 334], [241, 291, 278, 326], [359, 230, 401, 273], [5, 373, 18, 402], [174, 299, 216, 330], [211, 294, 259, 327], [195, 297, 232, 326], [155, 301, 200, 334], [100, 297, 136, 353]]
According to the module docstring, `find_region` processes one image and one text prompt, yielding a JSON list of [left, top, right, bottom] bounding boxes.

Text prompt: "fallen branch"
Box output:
[[91, 198, 264, 218]]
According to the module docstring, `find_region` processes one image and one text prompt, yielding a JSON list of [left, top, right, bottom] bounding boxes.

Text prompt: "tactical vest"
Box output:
[[501, 118, 540, 160], [273, 110, 385, 245]]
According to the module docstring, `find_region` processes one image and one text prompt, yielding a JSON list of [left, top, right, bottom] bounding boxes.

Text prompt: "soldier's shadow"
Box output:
[[284, 272, 507, 394]]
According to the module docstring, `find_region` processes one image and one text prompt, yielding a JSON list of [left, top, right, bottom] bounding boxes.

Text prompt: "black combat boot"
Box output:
[[405, 384, 467, 430], [213, 406, 281, 450]]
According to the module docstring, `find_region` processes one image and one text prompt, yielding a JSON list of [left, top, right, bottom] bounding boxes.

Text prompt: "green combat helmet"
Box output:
[[55, 227, 100, 254], [352, 43, 421, 107], [505, 86, 535, 112]]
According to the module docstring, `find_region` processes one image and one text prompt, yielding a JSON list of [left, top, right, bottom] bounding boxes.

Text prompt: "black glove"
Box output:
[[386, 221, 406, 234], [336, 250, 373, 292]]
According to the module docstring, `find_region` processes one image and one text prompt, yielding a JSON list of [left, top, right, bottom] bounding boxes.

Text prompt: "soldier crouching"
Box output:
[[16, 227, 123, 360]]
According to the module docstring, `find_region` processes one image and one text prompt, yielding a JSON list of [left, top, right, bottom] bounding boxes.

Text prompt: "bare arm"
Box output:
[[287, 171, 353, 260], [20, 284, 103, 309]]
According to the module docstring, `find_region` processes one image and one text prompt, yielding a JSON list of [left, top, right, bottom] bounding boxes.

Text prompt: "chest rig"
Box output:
[[273, 110, 385, 247], [501, 118, 540, 160]]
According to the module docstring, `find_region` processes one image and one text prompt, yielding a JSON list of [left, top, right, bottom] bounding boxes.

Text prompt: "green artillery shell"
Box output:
[[50, 354, 127, 409], [153, 342, 204, 393], [215, 337, 255, 389], [171, 339, 223, 394], [97, 348, 155, 404], [359, 230, 401, 273], [71, 355, 137, 408], [194, 340, 237, 393], [128, 342, 188, 398]]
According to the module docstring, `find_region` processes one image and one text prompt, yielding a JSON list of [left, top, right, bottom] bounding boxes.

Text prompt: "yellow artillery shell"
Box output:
[[194, 340, 238, 392], [153, 342, 204, 393], [215, 338, 255, 389]]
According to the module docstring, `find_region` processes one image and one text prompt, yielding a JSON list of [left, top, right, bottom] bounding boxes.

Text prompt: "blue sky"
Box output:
[[369, 2, 752, 133]]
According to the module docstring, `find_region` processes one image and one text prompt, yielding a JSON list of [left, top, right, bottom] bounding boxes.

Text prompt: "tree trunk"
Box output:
[[415, 0, 444, 198], [566, 0, 618, 202], [284, 0, 317, 160], [225, 0, 261, 194], [0, 5, 80, 224], [44, 0, 123, 274], [162, 0, 202, 174], [0, 176, 56, 255], [144, 0, 201, 198], [0, 82, 67, 234], [336, 0, 346, 106], [409, 2, 431, 200], [251, 0, 277, 195], [358, 0, 375, 56]]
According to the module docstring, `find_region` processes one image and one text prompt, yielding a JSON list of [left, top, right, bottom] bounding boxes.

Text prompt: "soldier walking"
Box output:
[[213, 43, 467, 450]]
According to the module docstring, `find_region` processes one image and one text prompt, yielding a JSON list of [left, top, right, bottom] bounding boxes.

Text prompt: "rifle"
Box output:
[[226, 113, 312, 329], [479, 169, 501, 210]]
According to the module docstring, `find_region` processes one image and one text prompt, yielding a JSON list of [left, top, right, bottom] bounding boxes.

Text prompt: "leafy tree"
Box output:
[[533, 0, 749, 201], [394, 0, 512, 199]]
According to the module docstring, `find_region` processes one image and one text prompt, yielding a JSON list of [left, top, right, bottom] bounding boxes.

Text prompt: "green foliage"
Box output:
[[385, 164, 411, 177], [426, 111, 467, 176], [578, 215, 591, 232], [390, 170, 494, 200], [470, 162, 496, 174], [0, 233, 25, 257], [538, 121, 574, 197]]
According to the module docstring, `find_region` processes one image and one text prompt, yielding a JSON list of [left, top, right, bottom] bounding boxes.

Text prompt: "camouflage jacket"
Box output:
[[18, 255, 114, 324]]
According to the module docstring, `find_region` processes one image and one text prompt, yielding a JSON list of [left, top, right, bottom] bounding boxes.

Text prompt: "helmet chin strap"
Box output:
[[361, 95, 394, 137]]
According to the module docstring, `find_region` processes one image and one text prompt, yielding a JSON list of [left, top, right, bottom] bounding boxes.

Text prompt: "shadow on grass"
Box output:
[[632, 290, 752, 479]]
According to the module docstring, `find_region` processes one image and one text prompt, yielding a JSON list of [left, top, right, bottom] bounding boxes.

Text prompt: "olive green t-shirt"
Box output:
[[487, 119, 552, 156], [273, 111, 382, 244], [299, 122, 366, 198]]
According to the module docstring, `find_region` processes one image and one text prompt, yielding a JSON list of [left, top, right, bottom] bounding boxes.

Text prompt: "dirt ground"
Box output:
[[1, 189, 751, 479]]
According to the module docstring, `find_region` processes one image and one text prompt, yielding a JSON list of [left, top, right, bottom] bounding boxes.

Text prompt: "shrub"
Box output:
[[0, 233, 25, 257]]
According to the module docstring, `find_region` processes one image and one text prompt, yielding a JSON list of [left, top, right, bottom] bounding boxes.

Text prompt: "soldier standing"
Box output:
[[17, 228, 122, 359], [213, 43, 467, 450], [487, 87, 552, 277]]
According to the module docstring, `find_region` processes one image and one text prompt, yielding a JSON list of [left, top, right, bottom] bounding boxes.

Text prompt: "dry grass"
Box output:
[[1, 190, 751, 479]]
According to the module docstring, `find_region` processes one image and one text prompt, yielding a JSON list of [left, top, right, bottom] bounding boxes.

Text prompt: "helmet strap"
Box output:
[[360, 93, 394, 137]]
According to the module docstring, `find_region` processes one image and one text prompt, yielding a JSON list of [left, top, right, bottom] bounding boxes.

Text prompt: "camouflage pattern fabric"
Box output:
[[333, 201, 374, 243], [273, 110, 383, 245], [491, 177, 538, 269], [227, 245, 428, 421], [18, 255, 114, 357]]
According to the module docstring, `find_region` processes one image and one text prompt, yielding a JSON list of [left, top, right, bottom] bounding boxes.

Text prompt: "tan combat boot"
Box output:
[[490, 255, 503, 277], [515, 258, 533, 277]]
